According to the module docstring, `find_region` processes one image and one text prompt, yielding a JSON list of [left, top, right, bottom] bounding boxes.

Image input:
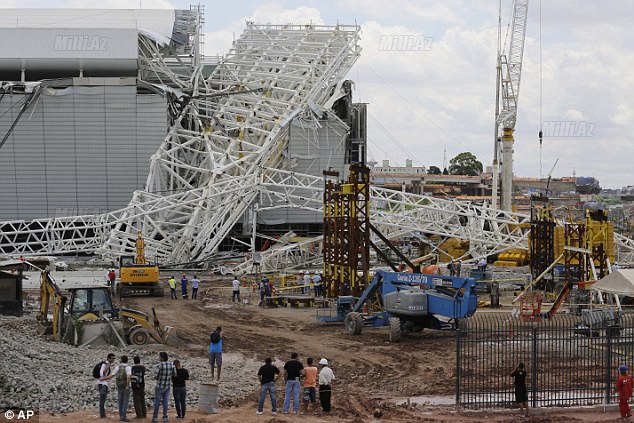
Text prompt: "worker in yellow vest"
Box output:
[[169, 276, 177, 300]]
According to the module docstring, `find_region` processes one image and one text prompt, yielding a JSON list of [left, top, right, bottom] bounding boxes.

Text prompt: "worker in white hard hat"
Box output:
[[303, 271, 311, 295], [311, 271, 322, 297], [318, 358, 335, 412]]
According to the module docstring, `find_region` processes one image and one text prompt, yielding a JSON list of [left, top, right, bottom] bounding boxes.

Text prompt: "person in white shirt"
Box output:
[[318, 358, 335, 412], [311, 272, 322, 297], [232, 276, 241, 302], [97, 353, 116, 418], [303, 272, 311, 295], [191, 275, 200, 299]]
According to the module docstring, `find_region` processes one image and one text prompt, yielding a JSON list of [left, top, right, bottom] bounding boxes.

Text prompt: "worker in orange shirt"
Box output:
[[616, 364, 633, 419]]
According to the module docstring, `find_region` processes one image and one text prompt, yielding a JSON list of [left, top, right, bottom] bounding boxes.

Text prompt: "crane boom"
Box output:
[[493, 0, 529, 211]]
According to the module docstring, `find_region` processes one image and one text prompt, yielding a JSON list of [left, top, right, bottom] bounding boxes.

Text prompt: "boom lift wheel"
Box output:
[[389, 317, 402, 343], [128, 327, 150, 345], [344, 312, 363, 335]]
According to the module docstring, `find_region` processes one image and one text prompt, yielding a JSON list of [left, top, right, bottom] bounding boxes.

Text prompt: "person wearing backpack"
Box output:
[[172, 359, 190, 419], [131, 355, 146, 419], [113, 355, 132, 422], [95, 353, 116, 418], [208, 326, 223, 381]]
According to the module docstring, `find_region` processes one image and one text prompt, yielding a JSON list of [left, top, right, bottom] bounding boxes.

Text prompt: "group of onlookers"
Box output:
[[96, 351, 189, 422], [256, 352, 335, 416]]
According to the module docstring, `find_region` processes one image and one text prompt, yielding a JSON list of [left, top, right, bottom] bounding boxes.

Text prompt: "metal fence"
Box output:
[[456, 311, 634, 410]]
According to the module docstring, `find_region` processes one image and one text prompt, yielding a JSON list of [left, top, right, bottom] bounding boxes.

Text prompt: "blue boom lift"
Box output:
[[318, 270, 478, 342]]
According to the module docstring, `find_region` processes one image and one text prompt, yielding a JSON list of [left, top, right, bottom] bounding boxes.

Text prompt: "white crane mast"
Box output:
[[493, 0, 528, 211]]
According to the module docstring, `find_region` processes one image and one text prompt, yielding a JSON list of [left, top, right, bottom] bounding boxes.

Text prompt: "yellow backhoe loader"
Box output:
[[37, 271, 177, 346]]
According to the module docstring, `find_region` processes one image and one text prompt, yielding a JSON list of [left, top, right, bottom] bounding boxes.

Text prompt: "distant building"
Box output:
[[370, 160, 487, 197]]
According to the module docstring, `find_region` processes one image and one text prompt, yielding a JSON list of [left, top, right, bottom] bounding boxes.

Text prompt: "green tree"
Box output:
[[428, 166, 441, 175], [442, 167, 449, 175], [449, 152, 483, 176]]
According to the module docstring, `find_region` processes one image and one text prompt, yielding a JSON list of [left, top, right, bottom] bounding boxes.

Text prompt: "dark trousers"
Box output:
[[170, 288, 177, 299], [319, 384, 331, 412], [232, 290, 240, 302], [98, 384, 108, 418], [173, 386, 187, 418], [192, 287, 198, 299], [132, 387, 146, 418]]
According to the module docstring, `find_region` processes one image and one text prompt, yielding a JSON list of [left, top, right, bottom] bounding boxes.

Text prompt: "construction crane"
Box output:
[[492, 0, 529, 211]]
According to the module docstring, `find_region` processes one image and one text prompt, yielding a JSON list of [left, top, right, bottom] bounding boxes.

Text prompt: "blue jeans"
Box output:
[[98, 384, 108, 418], [118, 387, 131, 421], [283, 380, 301, 413], [173, 386, 187, 418], [258, 382, 277, 412], [152, 385, 170, 421]]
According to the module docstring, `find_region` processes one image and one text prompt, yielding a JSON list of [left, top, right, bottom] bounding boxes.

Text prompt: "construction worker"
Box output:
[[232, 275, 241, 302], [312, 272, 322, 297], [297, 271, 304, 294], [303, 271, 310, 295], [169, 276, 177, 300], [191, 275, 200, 299], [478, 257, 487, 272], [180, 274, 188, 299], [318, 358, 335, 412], [108, 268, 116, 294], [616, 364, 633, 419]]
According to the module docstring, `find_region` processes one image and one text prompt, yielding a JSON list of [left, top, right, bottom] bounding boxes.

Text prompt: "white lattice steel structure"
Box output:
[[1, 22, 634, 271]]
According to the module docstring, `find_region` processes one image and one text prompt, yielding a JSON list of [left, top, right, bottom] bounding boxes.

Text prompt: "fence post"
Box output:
[[606, 327, 613, 405], [456, 323, 461, 409], [532, 325, 538, 408]]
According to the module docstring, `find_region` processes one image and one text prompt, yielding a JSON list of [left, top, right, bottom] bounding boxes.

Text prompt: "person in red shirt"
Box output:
[[616, 364, 633, 418]]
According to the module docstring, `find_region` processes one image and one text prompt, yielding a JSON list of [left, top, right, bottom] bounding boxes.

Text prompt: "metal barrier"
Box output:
[[456, 311, 634, 409]]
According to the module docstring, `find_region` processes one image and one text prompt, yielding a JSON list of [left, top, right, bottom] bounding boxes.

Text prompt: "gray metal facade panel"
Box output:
[[259, 118, 347, 225], [0, 28, 138, 60], [0, 85, 167, 220]]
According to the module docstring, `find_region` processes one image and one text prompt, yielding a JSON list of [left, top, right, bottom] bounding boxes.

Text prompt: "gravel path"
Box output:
[[0, 315, 260, 414]]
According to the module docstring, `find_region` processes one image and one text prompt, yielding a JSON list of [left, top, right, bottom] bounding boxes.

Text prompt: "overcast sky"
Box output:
[[2, 0, 633, 189]]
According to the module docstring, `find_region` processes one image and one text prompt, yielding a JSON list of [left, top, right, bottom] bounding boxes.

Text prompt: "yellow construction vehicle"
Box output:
[[37, 271, 176, 346], [36, 271, 68, 341], [119, 232, 163, 297]]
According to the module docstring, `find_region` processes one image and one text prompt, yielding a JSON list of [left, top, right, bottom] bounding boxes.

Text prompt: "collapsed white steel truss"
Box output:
[[1, 23, 633, 271]]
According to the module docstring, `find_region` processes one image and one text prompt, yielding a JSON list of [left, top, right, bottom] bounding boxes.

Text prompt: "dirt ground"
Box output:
[[37, 278, 626, 423]]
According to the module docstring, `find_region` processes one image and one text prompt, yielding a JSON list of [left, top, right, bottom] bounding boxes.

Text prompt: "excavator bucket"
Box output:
[[163, 326, 180, 346]]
